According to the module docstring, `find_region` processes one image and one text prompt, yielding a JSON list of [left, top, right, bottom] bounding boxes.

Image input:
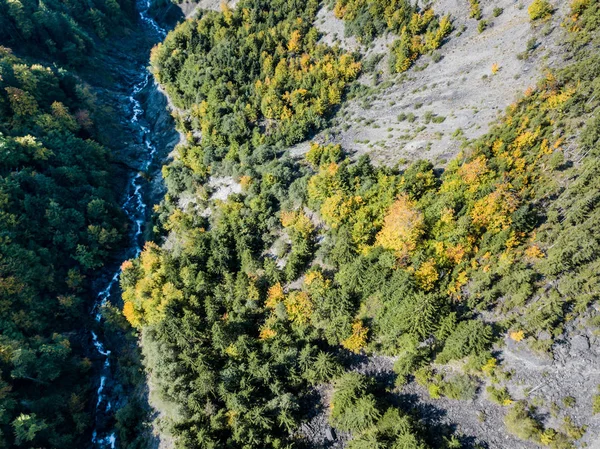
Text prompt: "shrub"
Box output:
[[562, 416, 586, 440], [570, 0, 592, 16], [562, 396, 576, 408], [436, 320, 494, 363], [393, 348, 427, 386], [306, 142, 343, 169], [528, 0, 553, 21], [504, 402, 542, 442], [469, 0, 482, 20], [487, 385, 512, 405], [442, 375, 478, 400], [593, 391, 600, 414]]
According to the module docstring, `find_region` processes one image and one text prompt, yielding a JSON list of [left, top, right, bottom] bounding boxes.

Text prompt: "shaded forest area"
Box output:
[[0, 0, 150, 448]]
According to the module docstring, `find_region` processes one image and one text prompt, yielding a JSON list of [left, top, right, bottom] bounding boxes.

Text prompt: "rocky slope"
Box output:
[[297, 0, 568, 167]]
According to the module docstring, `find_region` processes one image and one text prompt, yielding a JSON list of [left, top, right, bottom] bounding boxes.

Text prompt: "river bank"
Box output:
[[83, 2, 179, 447]]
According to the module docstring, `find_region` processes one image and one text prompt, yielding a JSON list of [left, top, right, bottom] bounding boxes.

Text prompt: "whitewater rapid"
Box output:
[[91, 2, 167, 447]]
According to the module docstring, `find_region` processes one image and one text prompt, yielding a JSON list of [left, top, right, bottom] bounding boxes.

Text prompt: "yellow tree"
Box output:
[[471, 183, 520, 233], [375, 194, 425, 258], [459, 155, 488, 186], [341, 321, 368, 353], [415, 259, 439, 291], [287, 30, 302, 52], [284, 291, 313, 325], [265, 282, 285, 309]]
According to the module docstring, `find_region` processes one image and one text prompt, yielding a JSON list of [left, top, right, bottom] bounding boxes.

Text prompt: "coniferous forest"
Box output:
[[1, 0, 600, 448]]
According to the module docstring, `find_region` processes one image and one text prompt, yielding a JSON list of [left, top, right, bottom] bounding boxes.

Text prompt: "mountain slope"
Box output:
[[126, 0, 600, 448]]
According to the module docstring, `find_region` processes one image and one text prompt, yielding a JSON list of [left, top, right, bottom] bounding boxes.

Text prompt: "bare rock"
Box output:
[[570, 334, 590, 353]]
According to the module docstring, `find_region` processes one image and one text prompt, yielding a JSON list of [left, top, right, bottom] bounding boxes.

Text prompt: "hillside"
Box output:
[[120, 0, 600, 448], [309, 0, 568, 166], [1, 1, 599, 449]]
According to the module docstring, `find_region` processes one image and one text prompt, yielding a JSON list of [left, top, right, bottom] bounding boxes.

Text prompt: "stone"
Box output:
[[571, 335, 590, 352], [325, 427, 336, 441]]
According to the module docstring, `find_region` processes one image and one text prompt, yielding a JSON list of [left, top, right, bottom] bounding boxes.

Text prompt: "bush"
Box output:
[[528, 0, 553, 21], [436, 320, 494, 363], [393, 348, 427, 386], [504, 402, 542, 442], [442, 374, 478, 400], [486, 385, 512, 405], [593, 391, 600, 414], [469, 0, 482, 19]]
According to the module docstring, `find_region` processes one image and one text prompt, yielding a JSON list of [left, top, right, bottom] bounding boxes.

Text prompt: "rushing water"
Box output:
[[90, 2, 167, 447]]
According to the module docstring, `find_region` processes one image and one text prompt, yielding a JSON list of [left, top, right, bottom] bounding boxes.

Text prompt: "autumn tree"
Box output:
[[375, 194, 425, 258]]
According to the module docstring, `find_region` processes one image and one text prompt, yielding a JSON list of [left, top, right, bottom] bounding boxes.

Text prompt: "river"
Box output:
[[90, 2, 168, 447]]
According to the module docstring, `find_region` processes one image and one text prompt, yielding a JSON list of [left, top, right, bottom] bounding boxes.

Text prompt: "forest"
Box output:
[[0, 0, 599, 448], [0, 45, 126, 449], [0, 1, 140, 448], [0, 0, 137, 65], [121, 0, 600, 448]]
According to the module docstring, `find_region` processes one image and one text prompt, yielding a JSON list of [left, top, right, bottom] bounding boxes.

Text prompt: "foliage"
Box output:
[[414, 368, 478, 401], [0, 47, 125, 448], [0, 0, 135, 65], [120, 0, 600, 446], [341, 321, 369, 353], [332, 0, 452, 73], [375, 194, 425, 258], [150, 0, 360, 169], [504, 402, 542, 442], [486, 385, 513, 406], [305, 142, 343, 169], [504, 401, 579, 447], [528, 0, 553, 21], [593, 387, 600, 414], [469, 0, 482, 20], [330, 373, 436, 447]]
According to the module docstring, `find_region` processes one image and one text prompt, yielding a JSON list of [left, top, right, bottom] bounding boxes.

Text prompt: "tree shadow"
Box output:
[[149, 1, 186, 29]]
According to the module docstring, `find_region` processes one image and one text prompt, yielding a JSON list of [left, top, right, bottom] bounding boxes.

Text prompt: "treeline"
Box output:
[[332, 0, 452, 72], [0, 0, 136, 65], [0, 45, 127, 447], [123, 0, 600, 448]]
